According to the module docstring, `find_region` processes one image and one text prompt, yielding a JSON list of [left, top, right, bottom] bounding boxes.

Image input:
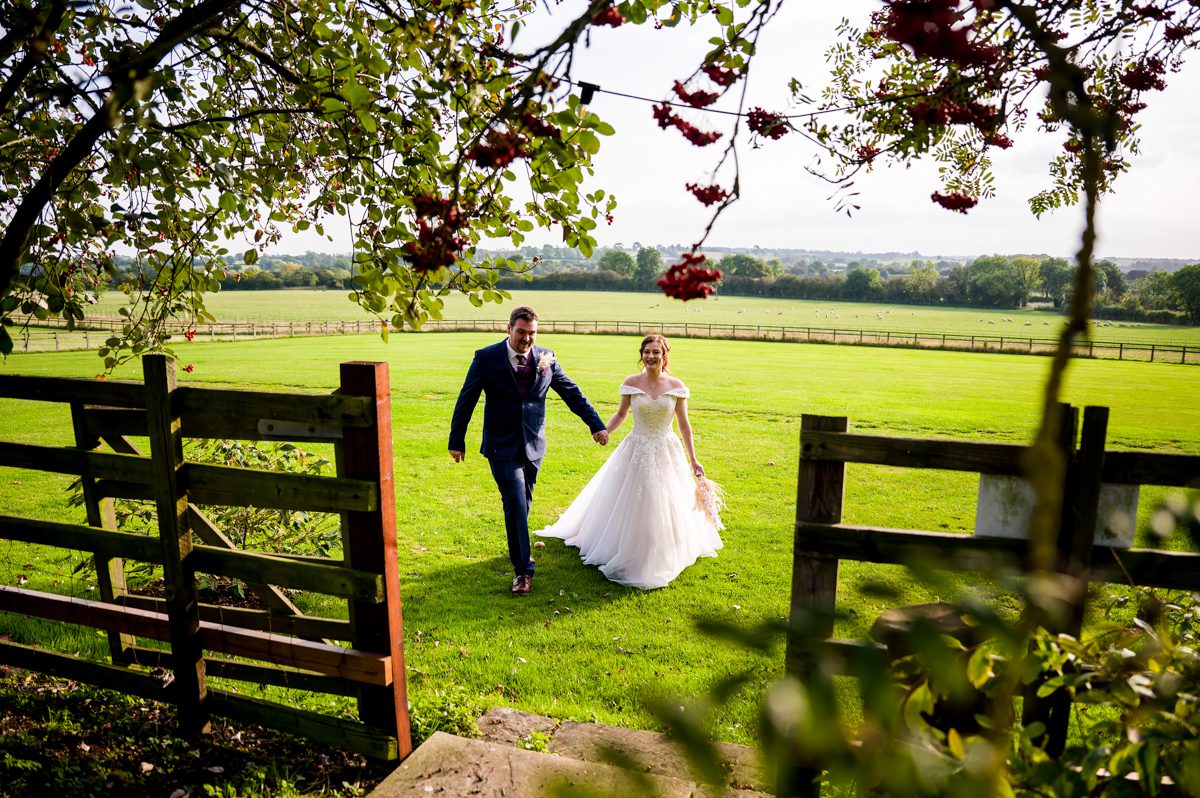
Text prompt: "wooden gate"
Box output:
[[0, 355, 411, 760], [788, 406, 1200, 794]]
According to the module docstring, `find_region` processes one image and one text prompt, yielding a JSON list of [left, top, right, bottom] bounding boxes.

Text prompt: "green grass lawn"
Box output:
[[2, 332, 1198, 747], [86, 288, 1200, 346]]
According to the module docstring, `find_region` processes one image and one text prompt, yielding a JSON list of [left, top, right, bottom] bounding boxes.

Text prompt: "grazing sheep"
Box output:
[[1024, 322, 1032, 326]]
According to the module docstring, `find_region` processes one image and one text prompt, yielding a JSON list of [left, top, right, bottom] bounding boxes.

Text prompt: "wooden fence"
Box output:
[[18, 314, 1199, 364], [0, 355, 412, 760], [787, 407, 1200, 795]]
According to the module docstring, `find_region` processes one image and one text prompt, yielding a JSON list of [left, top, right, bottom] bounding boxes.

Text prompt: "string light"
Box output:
[[565, 76, 861, 121]]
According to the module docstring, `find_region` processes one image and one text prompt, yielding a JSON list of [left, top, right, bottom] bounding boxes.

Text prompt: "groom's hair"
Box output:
[[509, 306, 539, 327]]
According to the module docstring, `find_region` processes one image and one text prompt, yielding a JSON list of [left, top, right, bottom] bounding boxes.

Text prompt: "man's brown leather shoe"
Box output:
[[511, 574, 532, 596]]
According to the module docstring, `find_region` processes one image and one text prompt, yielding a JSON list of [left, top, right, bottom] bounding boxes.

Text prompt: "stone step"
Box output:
[[368, 731, 769, 797], [368, 708, 770, 797], [477, 707, 768, 793]]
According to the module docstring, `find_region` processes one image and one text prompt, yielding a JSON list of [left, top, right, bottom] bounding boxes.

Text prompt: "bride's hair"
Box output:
[[638, 334, 671, 373]]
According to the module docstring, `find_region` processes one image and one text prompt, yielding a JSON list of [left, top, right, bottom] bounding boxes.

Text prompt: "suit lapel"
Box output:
[[529, 346, 547, 393]]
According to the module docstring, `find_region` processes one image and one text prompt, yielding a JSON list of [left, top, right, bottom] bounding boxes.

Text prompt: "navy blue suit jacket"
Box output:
[[448, 341, 605, 462]]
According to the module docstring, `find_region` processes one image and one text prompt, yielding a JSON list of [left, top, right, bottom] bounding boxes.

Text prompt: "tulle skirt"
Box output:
[[536, 431, 723, 589]]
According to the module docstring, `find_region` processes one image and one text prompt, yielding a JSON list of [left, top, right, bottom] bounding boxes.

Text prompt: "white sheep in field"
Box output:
[[1024, 322, 1032, 326], [989, 320, 997, 325]]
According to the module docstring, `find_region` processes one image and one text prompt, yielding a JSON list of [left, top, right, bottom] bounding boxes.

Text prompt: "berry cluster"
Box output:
[[1120, 58, 1167, 91], [878, 0, 999, 68], [592, 5, 625, 26], [908, 97, 996, 129], [467, 130, 531, 168], [746, 107, 789, 140], [930, 191, 978, 213], [520, 112, 562, 140], [673, 81, 720, 108], [403, 194, 469, 273], [1132, 3, 1172, 21], [984, 132, 1013, 149], [1164, 22, 1195, 42], [657, 252, 723, 301], [685, 182, 729, 206], [701, 63, 739, 87], [652, 103, 722, 147], [855, 144, 881, 161]]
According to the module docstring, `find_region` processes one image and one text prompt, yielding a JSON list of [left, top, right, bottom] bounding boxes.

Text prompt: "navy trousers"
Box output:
[[488, 455, 540, 576]]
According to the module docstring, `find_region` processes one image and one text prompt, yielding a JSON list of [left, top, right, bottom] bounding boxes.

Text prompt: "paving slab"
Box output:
[[475, 707, 770, 795], [549, 720, 767, 793], [368, 731, 703, 797]]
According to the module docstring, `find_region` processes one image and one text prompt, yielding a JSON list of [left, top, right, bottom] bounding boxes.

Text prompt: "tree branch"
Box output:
[[0, 0, 244, 302], [0, 0, 66, 114]]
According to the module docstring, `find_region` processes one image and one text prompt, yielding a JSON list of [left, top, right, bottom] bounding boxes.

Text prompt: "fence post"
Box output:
[[1150, 344, 1155, 362], [143, 354, 209, 737], [1021, 404, 1107, 755], [785, 414, 848, 798], [339, 362, 413, 759], [70, 404, 134, 665]]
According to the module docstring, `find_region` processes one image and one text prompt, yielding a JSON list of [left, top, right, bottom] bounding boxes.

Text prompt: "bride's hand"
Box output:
[[691, 460, 705, 477]]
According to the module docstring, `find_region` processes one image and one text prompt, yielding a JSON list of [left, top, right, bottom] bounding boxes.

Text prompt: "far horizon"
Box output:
[[245, 244, 1197, 269]]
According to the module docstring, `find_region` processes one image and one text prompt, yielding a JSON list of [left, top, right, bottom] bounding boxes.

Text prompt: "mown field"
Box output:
[[2, 330, 1199, 748], [83, 288, 1200, 345]]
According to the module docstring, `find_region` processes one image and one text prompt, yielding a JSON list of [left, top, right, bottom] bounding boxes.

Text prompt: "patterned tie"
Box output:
[[514, 353, 534, 395]]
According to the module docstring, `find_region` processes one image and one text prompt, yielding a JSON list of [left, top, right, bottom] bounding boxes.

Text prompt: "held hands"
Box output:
[[450, 450, 466, 463], [593, 429, 610, 446]]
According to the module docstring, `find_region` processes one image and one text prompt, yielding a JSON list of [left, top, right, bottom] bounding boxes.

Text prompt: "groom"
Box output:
[[449, 306, 609, 595]]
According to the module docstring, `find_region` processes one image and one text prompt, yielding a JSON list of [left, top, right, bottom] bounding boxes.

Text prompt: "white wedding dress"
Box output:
[[536, 384, 723, 589]]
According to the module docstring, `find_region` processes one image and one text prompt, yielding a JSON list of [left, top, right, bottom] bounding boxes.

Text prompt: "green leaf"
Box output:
[[217, 192, 238, 212], [342, 81, 372, 108], [967, 647, 994, 689], [0, 325, 11, 357], [244, 249, 258, 265]]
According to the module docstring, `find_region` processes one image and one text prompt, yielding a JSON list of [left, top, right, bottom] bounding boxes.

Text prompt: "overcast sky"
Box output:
[[284, 1, 1199, 261]]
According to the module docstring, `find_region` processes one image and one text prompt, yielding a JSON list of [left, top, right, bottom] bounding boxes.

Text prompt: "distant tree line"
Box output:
[[498, 251, 1200, 325], [106, 250, 1200, 325], [108, 253, 356, 292]]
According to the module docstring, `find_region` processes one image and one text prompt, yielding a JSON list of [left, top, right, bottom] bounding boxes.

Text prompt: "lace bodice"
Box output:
[[618, 384, 689, 438]]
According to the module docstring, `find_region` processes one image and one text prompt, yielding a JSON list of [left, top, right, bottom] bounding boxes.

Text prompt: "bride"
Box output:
[[536, 334, 723, 589]]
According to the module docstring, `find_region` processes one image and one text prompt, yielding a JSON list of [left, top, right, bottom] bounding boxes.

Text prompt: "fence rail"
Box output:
[[0, 356, 412, 760], [14, 314, 1199, 364]]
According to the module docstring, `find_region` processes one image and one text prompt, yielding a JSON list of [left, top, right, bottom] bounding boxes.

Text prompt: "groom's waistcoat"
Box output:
[[448, 340, 603, 462]]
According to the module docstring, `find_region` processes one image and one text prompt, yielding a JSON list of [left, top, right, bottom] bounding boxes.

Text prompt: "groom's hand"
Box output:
[[450, 450, 466, 462], [592, 430, 609, 445]]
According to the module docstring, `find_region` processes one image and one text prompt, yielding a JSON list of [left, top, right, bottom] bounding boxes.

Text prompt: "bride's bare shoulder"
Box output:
[[663, 375, 685, 389], [621, 374, 643, 386]]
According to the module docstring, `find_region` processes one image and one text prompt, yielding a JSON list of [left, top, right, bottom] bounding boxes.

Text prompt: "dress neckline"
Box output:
[[624, 385, 683, 402]]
